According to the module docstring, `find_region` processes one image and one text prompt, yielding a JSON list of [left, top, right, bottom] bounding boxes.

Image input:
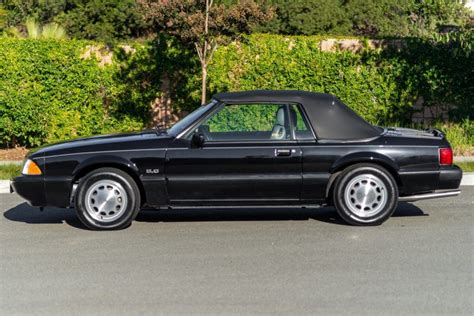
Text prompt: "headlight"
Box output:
[[22, 159, 42, 175]]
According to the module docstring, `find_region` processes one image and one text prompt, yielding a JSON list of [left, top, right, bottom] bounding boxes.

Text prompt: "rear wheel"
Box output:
[[75, 168, 141, 230], [333, 163, 398, 226]]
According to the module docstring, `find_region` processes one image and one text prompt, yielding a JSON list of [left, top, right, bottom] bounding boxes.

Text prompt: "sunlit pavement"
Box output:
[[1, 188, 472, 315]]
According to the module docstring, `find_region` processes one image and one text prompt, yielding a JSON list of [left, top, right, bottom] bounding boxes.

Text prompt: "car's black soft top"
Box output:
[[213, 90, 381, 140]]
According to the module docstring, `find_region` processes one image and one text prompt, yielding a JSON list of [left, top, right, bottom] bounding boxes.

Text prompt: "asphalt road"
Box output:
[[1, 188, 473, 315]]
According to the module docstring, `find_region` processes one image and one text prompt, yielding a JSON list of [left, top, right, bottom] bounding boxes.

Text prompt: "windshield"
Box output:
[[167, 100, 217, 136]]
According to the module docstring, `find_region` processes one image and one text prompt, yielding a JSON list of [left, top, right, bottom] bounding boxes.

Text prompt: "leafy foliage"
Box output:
[[1, 34, 472, 151], [206, 104, 279, 132], [1, 0, 146, 43], [207, 34, 473, 126], [0, 39, 144, 147], [24, 18, 66, 39], [346, 0, 412, 37], [256, 0, 350, 35], [139, 0, 274, 44], [2, 0, 470, 40], [138, 0, 274, 103], [433, 119, 473, 156], [1, 0, 67, 28], [256, 0, 471, 37], [55, 0, 146, 43], [409, 0, 472, 36]]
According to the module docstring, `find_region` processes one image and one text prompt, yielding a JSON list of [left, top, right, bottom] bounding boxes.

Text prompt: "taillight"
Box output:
[[439, 148, 453, 165]]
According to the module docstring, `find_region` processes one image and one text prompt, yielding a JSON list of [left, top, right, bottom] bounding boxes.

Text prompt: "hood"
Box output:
[[29, 130, 174, 159]]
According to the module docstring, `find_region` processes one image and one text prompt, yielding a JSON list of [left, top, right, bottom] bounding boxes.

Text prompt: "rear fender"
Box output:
[[331, 152, 399, 173]]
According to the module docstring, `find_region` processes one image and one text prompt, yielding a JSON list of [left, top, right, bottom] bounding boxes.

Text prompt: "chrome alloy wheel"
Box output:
[[84, 180, 128, 222], [343, 174, 387, 218]]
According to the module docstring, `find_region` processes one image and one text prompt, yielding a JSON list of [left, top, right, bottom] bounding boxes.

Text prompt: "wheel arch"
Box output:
[[72, 156, 146, 205], [326, 152, 402, 200]]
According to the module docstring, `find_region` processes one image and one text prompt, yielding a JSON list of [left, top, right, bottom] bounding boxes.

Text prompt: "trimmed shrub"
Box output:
[[1, 34, 471, 151], [0, 38, 144, 147], [208, 34, 473, 126]]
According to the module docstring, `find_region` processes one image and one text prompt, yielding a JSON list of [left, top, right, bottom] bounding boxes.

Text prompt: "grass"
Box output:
[[434, 120, 474, 157], [456, 161, 474, 172], [0, 161, 472, 180], [0, 164, 21, 179]]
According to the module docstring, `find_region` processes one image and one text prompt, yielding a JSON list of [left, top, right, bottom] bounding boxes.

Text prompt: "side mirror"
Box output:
[[191, 133, 205, 148]]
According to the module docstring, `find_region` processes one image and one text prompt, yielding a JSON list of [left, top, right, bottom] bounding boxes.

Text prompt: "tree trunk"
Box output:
[[201, 62, 207, 105], [149, 72, 180, 129]]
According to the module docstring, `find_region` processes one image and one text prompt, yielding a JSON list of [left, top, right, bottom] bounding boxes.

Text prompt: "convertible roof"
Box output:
[[213, 90, 380, 140]]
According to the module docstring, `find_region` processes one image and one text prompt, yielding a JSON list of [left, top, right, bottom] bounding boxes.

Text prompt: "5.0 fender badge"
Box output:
[[145, 169, 160, 174]]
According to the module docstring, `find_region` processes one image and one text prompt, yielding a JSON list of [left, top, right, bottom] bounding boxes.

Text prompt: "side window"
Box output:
[[196, 103, 292, 141], [289, 104, 314, 140]]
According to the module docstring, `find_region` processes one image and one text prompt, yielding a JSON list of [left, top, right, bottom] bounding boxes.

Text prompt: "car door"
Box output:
[[165, 102, 303, 206]]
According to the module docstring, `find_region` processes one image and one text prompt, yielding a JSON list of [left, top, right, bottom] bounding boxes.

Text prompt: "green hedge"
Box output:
[[208, 34, 473, 126], [1, 35, 472, 149], [0, 38, 145, 147]]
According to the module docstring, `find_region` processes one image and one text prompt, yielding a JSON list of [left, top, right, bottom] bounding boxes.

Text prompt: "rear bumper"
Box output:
[[399, 165, 462, 202], [438, 165, 463, 190], [399, 165, 463, 193], [399, 189, 461, 202]]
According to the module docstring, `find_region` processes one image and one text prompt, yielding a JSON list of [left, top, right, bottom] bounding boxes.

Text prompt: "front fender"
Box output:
[[72, 155, 140, 180]]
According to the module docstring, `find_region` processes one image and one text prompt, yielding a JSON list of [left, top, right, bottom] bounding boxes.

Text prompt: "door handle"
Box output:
[[275, 149, 293, 157]]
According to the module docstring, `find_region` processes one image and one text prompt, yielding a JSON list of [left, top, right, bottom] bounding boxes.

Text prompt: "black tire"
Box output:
[[333, 163, 398, 226], [75, 167, 141, 230]]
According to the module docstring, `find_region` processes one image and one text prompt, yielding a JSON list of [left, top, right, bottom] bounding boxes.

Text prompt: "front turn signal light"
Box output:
[[22, 159, 42, 175]]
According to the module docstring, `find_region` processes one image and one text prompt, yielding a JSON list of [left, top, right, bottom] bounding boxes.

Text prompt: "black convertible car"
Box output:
[[12, 90, 462, 230]]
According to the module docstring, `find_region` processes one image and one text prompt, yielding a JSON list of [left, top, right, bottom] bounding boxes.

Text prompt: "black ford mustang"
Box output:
[[12, 90, 462, 230]]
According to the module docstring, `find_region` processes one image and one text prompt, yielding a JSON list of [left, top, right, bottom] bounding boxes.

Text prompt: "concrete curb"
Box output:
[[0, 160, 23, 166], [461, 173, 474, 186], [0, 180, 11, 194], [2, 173, 474, 194], [455, 156, 474, 162]]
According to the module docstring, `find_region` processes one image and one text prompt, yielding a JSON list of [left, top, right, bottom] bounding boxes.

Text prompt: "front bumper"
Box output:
[[11, 176, 47, 206], [11, 175, 73, 208]]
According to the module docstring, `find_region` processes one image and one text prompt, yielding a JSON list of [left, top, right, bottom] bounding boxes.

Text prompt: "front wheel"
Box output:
[[333, 163, 398, 226], [75, 168, 141, 230]]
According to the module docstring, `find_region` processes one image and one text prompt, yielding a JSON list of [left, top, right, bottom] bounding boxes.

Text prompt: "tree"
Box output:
[[345, 0, 412, 37], [1, 0, 67, 29], [408, 0, 471, 37], [55, 0, 147, 43], [138, 0, 274, 104], [1, 0, 146, 43], [256, 0, 471, 38], [256, 0, 350, 35], [0, 5, 7, 33]]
